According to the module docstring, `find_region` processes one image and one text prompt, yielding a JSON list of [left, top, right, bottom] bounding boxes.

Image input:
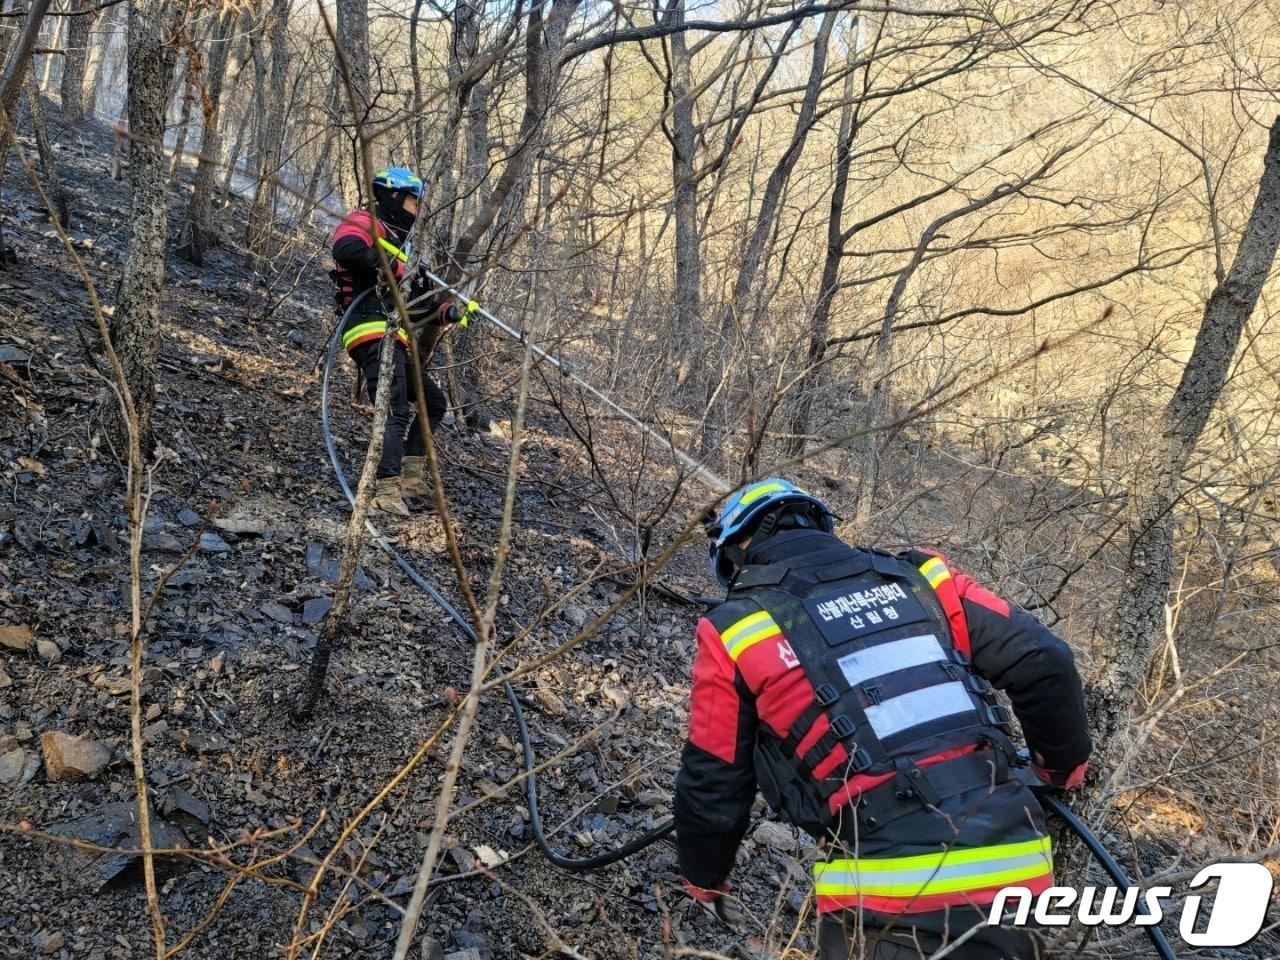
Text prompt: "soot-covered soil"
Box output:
[[0, 104, 810, 960]]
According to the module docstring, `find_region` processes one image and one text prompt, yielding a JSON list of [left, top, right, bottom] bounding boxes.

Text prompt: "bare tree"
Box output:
[[180, 11, 234, 264], [245, 0, 289, 260], [59, 0, 90, 121], [0, 0, 50, 118], [26, 73, 67, 223], [105, 0, 178, 453], [700, 11, 837, 457], [335, 0, 369, 208], [1093, 117, 1280, 750]]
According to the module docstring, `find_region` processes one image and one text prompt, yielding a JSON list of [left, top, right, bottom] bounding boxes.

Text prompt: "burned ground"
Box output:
[[1, 104, 1277, 960]]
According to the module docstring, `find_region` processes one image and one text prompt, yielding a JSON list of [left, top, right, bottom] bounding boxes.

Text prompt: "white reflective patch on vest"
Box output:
[[836, 633, 947, 688], [864, 681, 976, 739]]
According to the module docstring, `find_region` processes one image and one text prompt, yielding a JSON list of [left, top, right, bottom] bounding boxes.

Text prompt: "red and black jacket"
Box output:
[[673, 528, 1091, 912], [330, 209, 452, 354]]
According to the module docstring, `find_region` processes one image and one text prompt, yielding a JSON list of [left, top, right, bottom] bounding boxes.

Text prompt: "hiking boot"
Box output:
[[400, 455, 433, 500], [372, 477, 410, 517]]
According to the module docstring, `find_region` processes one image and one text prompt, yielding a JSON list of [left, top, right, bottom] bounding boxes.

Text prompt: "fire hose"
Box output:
[[321, 288, 675, 871], [319, 286, 1178, 957]]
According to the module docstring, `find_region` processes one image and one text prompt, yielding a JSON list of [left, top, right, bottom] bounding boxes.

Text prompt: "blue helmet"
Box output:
[[372, 166, 424, 198], [706, 477, 834, 585]]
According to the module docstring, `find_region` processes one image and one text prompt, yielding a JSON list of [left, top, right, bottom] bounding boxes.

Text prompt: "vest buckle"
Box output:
[[814, 683, 840, 708], [984, 704, 1013, 731], [965, 675, 994, 696], [830, 714, 856, 740]]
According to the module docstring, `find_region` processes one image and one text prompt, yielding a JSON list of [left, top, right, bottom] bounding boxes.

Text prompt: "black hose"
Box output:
[[1038, 791, 1178, 960], [321, 291, 674, 872], [506, 684, 676, 870]]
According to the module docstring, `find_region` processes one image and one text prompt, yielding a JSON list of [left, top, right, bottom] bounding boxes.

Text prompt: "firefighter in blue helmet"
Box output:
[[676, 478, 1091, 958], [330, 166, 463, 516]]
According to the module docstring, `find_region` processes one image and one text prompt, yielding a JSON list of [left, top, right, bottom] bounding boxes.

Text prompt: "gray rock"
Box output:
[[302, 598, 332, 624], [0, 747, 28, 784], [161, 786, 210, 837], [213, 517, 269, 536], [177, 507, 202, 527], [41, 731, 114, 781], [48, 802, 188, 889], [34, 931, 64, 954], [563, 605, 588, 628], [0, 344, 32, 366], [306, 543, 371, 589], [35, 639, 61, 663], [261, 601, 294, 624], [751, 819, 803, 853], [200, 532, 232, 554], [143, 532, 184, 553]]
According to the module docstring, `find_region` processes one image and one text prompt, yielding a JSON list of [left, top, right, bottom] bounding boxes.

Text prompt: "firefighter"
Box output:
[[674, 478, 1091, 959], [329, 166, 463, 517]]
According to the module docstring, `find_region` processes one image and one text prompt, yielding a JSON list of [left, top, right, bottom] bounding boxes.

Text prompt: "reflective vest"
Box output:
[[707, 548, 1054, 914], [330, 210, 411, 353]]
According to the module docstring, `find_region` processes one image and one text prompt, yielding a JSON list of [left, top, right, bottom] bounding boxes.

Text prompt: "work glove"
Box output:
[[682, 879, 744, 928], [1033, 760, 1088, 790]]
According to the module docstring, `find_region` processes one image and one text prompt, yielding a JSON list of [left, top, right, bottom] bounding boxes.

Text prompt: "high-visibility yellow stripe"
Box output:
[[342, 320, 408, 348], [919, 556, 950, 589], [377, 236, 409, 263], [739, 481, 786, 505], [817, 836, 1050, 873], [721, 610, 781, 660], [814, 837, 1052, 898], [814, 860, 1052, 897]]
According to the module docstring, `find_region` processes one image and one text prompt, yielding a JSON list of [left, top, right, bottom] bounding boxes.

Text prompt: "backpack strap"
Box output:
[[905, 550, 971, 657]]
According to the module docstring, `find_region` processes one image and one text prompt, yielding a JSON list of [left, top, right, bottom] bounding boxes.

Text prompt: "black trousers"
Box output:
[[817, 907, 1040, 960], [350, 338, 447, 479]]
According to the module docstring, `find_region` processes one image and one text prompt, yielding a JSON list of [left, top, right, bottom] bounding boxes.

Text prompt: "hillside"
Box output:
[[2, 80, 1278, 960]]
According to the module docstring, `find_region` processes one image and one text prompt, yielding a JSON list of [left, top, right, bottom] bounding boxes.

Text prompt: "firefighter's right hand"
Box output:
[[682, 879, 743, 928], [1032, 752, 1088, 790]]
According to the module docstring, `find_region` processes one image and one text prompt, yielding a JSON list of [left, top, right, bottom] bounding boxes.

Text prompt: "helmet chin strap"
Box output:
[[727, 506, 822, 572], [375, 189, 417, 238]]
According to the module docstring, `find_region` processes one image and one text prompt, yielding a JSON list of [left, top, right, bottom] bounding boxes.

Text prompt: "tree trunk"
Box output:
[[786, 32, 861, 457], [106, 0, 177, 455], [700, 11, 836, 457], [37, 7, 59, 90], [168, 53, 196, 187], [245, 0, 288, 260], [302, 65, 340, 213], [26, 74, 69, 224], [0, 0, 52, 260], [667, 0, 702, 394], [220, 93, 250, 198], [443, 0, 575, 428], [83, 0, 116, 113], [60, 0, 91, 121], [0, 0, 15, 71], [182, 12, 233, 264], [335, 0, 369, 209], [90, 2, 125, 119], [0, 0, 51, 117], [1092, 117, 1280, 751]]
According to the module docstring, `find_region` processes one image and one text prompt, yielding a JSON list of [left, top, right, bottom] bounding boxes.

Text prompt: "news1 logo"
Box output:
[[989, 863, 1275, 946]]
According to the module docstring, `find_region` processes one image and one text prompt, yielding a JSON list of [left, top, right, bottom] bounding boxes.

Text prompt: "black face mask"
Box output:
[[374, 187, 417, 239]]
